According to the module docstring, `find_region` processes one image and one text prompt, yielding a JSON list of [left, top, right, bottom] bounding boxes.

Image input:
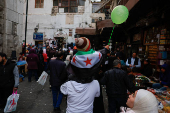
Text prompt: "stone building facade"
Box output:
[[22, 0, 105, 47], [0, 0, 24, 57]]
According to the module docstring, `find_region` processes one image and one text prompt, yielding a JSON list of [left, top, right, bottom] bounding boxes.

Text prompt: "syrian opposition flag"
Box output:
[[71, 49, 102, 68]]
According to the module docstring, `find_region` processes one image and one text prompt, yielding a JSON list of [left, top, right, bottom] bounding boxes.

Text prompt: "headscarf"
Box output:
[[43, 49, 46, 54], [132, 89, 158, 113]]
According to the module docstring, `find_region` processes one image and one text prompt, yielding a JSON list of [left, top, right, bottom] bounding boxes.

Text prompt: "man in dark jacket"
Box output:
[[47, 51, 67, 112], [37, 50, 44, 77], [141, 59, 153, 78], [0, 52, 19, 108], [101, 59, 136, 113], [26, 49, 39, 82]]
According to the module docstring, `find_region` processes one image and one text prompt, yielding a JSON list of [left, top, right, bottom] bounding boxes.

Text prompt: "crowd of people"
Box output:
[[0, 37, 170, 113]]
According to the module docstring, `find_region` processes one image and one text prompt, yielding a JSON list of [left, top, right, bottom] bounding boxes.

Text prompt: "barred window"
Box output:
[[53, 0, 84, 13], [35, 0, 44, 8]]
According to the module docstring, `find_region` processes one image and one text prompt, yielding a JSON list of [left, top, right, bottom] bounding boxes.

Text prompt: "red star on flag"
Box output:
[[99, 53, 101, 59], [73, 56, 76, 64], [84, 57, 92, 66]]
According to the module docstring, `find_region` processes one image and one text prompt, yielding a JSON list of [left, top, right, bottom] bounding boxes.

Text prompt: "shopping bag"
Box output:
[[4, 91, 19, 113], [37, 71, 48, 85]]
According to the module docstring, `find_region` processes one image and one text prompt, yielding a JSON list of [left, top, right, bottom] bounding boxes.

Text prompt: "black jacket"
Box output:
[[48, 58, 68, 86], [0, 60, 16, 88], [101, 68, 136, 97], [141, 64, 153, 78], [128, 57, 139, 65]]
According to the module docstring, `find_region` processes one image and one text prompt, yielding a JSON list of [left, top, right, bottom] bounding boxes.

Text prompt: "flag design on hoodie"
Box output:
[[71, 49, 102, 68]]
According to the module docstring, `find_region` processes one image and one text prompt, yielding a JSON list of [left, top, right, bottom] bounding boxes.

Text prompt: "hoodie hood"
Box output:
[[161, 64, 168, 69], [29, 49, 36, 54], [70, 81, 88, 93]]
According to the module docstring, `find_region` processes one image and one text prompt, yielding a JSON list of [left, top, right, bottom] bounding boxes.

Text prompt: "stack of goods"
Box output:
[[135, 75, 150, 87], [148, 45, 158, 65], [160, 29, 170, 44], [147, 88, 170, 112], [147, 88, 156, 94], [156, 90, 170, 112]]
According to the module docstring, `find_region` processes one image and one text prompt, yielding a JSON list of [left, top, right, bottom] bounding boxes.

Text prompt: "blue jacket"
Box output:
[[160, 64, 170, 87]]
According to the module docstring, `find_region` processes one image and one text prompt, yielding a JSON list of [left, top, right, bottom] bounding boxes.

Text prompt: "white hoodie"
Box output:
[[60, 80, 100, 113]]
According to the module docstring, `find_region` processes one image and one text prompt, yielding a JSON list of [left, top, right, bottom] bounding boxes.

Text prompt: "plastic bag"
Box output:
[[158, 101, 164, 110], [17, 61, 27, 66], [4, 91, 19, 113], [37, 71, 48, 85]]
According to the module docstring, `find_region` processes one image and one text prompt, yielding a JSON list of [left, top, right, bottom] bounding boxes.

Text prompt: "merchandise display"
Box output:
[[147, 87, 170, 113]]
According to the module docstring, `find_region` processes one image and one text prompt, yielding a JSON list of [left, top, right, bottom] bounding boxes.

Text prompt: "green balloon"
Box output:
[[111, 5, 129, 24]]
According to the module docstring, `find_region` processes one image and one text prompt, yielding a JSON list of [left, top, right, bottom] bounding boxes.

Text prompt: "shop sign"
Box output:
[[33, 32, 43, 40]]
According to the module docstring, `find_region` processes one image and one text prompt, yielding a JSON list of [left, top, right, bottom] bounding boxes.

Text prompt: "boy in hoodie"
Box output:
[[152, 63, 170, 90], [60, 37, 109, 113]]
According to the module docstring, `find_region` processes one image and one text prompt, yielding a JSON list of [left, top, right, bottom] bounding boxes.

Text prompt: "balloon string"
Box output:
[[108, 24, 116, 45]]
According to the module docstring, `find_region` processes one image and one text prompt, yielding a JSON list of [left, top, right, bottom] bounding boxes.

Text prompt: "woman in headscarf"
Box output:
[[120, 89, 158, 113]]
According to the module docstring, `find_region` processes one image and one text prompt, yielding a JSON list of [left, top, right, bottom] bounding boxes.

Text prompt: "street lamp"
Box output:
[[24, 0, 28, 55]]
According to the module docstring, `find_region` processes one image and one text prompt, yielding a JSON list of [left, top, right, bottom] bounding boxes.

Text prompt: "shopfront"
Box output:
[[33, 32, 43, 48]]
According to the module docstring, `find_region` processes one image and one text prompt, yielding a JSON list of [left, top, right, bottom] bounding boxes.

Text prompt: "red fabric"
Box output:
[[85, 39, 91, 51], [43, 53, 48, 62]]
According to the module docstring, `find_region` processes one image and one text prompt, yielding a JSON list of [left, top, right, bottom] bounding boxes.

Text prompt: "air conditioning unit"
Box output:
[[99, 17, 102, 21]]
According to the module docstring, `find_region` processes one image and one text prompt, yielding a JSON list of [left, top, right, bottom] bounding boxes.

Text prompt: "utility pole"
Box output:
[[24, 0, 28, 55]]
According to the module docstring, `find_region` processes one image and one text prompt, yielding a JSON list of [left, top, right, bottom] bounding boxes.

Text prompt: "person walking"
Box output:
[[26, 49, 39, 82], [101, 59, 136, 113], [47, 52, 68, 112], [0, 52, 19, 109], [18, 52, 26, 75], [37, 50, 44, 77], [43, 49, 48, 71]]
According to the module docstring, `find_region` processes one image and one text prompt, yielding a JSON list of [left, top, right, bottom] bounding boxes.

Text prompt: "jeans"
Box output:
[[108, 97, 127, 113], [152, 83, 167, 91], [51, 86, 63, 108], [28, 69, 38, 82], [44, 62, 47, 71]]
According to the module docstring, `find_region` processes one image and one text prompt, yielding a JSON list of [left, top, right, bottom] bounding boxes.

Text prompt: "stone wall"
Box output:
[[0, 0, 5, 52], [2, 0, 24, 57]]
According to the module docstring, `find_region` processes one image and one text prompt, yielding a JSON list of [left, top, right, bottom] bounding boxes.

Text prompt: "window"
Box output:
[[35, 0, 44, 8], [53, 0, 84, 13]]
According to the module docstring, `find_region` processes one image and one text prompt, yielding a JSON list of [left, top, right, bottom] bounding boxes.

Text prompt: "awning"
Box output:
[[96, 19, 114, 30], [96, 0, 139, 30], [75, 28, 96, 35], [125, 0, 139, 11]]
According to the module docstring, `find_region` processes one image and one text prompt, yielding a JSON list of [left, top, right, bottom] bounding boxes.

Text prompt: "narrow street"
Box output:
[[0, 76, 108, 113]]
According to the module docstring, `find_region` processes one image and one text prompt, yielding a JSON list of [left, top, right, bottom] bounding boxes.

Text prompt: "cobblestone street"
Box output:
[[0, 76, 108, 113]]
